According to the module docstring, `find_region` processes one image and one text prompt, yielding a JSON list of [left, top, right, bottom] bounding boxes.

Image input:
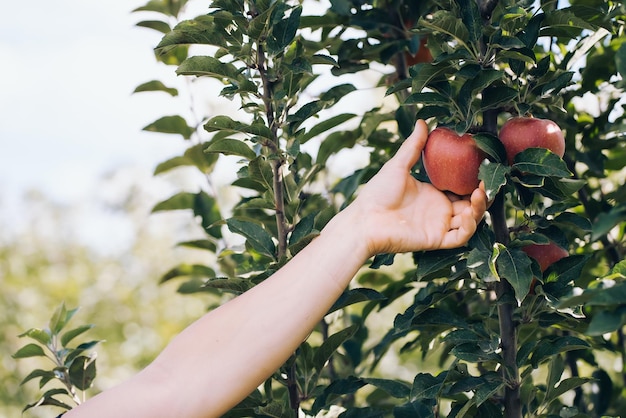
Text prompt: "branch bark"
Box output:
[[484, 108, 521, 418], [257, 43, 289, 260]]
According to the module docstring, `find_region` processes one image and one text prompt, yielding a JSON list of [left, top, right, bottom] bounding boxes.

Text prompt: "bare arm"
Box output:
[[65, 120, 487, 418]]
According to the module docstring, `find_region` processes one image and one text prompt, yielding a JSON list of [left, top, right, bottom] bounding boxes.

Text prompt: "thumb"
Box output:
[[389, 120, 429, 171]]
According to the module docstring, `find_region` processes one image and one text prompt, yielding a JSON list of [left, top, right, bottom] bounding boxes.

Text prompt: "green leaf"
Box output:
[[559, 281, 626, 309], [132, 0, 187, 16], [255, 400, 297, 418], [18, 328, 51, 345], [156, 15, 225, 50], [176, 55, 240, 80], [542, 8, 597, 35], [310, 54, 339, 67], [152, 192, 195, 212], [473, 133, 507, 163], [414, 248, 465, 280], [411, 372, 444, 400], [490, 30, 526, 50], [409, 62, 454, 93], [546, 376, 593, 405], [69, 356, 97, 390], [478, 161, 510, 201], [616, 41, 626, 80], [61, 325, 94, 347], [513, 148, 571, 177], [311, 376, 367, 413], [530, 336, 590, 367], [364, 378, 411, 398], [298, 113, 356, 144], [226, 218, 276, 259], [205, 137, 257, 160], [465, 69, 506, 95], [328, 288, 386, 314], [320, 83, 357, 104], [586, 307, 626, 336], [457, 0, 482, 42], [248, 156, 275, 192], [314, 325, 359, 371], [494, 246, 533, 302], [414, 105, 451, 120], [537, 71, 574, 96], [289, 212, 316, 247], [553, 212, 592, 233], [266, 6, 301, 55], [481, 86, 518, 111], [135, 20, 172, 34], [404, 92, 450, 106], [204, 115, 273, 140], [316, 130, 359, 165], [12, 343, 46, 359], [154, 156, 193, 175], [22, 388, 73, 413], [49, 303, 78, 334], [20, 369, 56, 387], [393, 400, 433, 417], [546, 354, 565, 401], [451, 342, 501, 362], [177, 239, 217, 253], [611, 260, 626, 278], [591, 205, 626, 241], [133, 80, 178, 96], [160, 263, 216, 283], [202, 277, 254, 294], [419, 11, 470, 50], [143, 115, 194, 139], [474, 380, 504, 407], [65, 340, 101, 365]]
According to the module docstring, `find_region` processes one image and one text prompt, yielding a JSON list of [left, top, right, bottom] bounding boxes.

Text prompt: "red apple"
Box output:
[[522, 241, 569, 272], [498, 117, 565, 165], [405, 38, 433, 66], [422, 127, 487, 196], [522, 240, 569, 294]]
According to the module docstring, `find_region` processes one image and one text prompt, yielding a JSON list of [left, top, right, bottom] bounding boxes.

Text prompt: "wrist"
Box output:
[[320, 205, 372, 261]]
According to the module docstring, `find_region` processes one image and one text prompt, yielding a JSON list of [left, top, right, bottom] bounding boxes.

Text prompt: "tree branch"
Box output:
[[478, 0, 499, 22], [484, 108, 521, 418], [257, 42, 289, 260]]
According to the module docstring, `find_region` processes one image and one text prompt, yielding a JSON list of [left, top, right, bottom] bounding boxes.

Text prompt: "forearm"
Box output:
[[67, 206, 370, 418], [160, 205, 370, 416]]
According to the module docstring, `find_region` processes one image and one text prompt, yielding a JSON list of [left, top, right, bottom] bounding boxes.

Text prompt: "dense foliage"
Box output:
[[17, 0, 626, 416], [133, 0, 626, 416]]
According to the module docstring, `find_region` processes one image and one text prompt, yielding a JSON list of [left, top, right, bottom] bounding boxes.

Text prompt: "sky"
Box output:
[[0, 0, 217, 252], [0, 0, 187, 202], [0, 0, 381, 253]]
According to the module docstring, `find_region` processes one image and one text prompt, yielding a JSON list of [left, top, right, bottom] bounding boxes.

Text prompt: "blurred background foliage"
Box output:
[[0, 168, 219, 417]]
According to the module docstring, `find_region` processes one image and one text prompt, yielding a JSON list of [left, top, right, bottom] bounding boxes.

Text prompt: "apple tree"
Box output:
[[127, 0, 626, 417]]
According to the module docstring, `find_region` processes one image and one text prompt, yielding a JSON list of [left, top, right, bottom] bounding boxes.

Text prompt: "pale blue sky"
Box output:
[[0, 0, 381, 253], [0, 0, 190, 204]]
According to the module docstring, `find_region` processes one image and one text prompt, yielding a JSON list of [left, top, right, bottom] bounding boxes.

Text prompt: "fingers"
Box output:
[[388, 120, 429, 171], [470, 185, 488, 224], [443, 185, 487, 248], [441, 206, 477, 249]]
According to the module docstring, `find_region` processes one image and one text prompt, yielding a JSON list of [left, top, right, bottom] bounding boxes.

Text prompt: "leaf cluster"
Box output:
[[13, 303, 99, 414]]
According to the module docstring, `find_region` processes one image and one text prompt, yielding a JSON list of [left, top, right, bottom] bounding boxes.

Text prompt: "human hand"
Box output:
[[347, 120, 488, 257]]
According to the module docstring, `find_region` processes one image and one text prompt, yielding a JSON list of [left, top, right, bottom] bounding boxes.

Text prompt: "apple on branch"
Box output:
[[405, 37, 433, 66], [522, 240, 569, 294], [522, 241, 569, 273], [498, 117, 565, 165], [422, 127, 487, 196]]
